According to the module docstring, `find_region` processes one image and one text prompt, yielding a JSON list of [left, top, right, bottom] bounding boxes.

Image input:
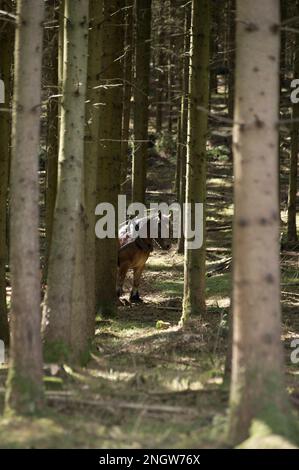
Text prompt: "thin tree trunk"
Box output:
[[166, 0, 174, 135], [58, 0, 64, 100], [96, 0, 124, 316], [44, 0, 59, 276], [42, 0, 90, 362], [180, 0, 210, 323], [227, 0, 235, 121], [229, 0, 293, 445], [121, 0, 134, 183], [155, 9, 165, 135], [287, 4, 299, 242], [177, 2, 191, 254], [84, 0, 103, 333], [174, 113, 182, 202], [132, 0, 151, 204], [5, 0, 44, 415], [0, 0, 13, 346]]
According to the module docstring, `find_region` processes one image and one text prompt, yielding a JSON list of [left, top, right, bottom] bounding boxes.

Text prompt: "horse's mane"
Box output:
[[119, 211, 162, 241]]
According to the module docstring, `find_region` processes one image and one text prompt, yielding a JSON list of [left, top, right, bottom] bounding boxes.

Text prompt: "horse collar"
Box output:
[[135, 237, 153, 252]]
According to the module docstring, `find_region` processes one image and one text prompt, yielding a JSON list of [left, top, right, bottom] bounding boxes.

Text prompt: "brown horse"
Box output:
[[117, 212, 171, 302]]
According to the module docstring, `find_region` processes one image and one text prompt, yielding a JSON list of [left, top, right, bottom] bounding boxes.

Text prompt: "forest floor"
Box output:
[[0, 101, 299, 448]]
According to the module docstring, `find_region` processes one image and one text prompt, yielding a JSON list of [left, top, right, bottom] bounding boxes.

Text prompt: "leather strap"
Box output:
[[135, 237, 153, 252]]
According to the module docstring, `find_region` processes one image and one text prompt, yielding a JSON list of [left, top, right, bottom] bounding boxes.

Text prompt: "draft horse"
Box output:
[[117, 212, 171, 302]]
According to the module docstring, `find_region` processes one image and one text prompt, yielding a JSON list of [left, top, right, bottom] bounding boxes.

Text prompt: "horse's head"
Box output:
[[122, 211, 172, 251], [148, 211, 172, 250]]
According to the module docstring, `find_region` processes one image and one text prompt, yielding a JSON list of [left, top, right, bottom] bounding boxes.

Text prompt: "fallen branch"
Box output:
[[47, 394, 197, 416], [207, 225, 231, 232], [152, 305, 181, 311], [207, 257, 232, 276]]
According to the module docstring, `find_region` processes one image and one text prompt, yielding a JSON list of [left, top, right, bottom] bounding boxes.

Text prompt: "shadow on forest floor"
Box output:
[[0, 119, 298, 448]]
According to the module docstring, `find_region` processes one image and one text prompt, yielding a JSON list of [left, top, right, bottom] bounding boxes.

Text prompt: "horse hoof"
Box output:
[[130, 292, 143, 303], [131, 297, 143, 304]]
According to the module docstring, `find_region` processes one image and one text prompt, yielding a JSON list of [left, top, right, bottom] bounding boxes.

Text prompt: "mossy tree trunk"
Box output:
[[0, 0, 13, 347], [44, 0, 59, 277], [229, 0, 292, 445], [5, 0, 44, 415], [287, 3, 299, 242], [121, 0, 134, 183], [84, 0, 103, 332], [132, 0, 151, 204], [180, 0, 210, 323], [96, 0, 124, 316], [177, 2, 191, 254], [42, 0, 90, 362]]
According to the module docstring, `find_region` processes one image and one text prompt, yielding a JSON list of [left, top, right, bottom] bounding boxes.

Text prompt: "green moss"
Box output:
[[43, 340, 70, 363], [151, 273, 231, 300], [43, 377, 63, 391], [78, 344, 92, 367], [5, 367, 44, 416], [152, 279, 184, 296], [229, 371, 299, 447], [206, 274, 231, 298], [97, 301, 117, 319], [249, 402, 299, 446]]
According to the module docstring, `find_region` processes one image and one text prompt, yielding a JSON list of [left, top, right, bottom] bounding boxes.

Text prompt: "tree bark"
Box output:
[[0, 0, 13, 346], [155, 12, 165, 135], [227, 0, 236, 121], [44, 0, 59, 277], [229, 0, 293, 445], [121, 0, 134, 183], [287, 4, 299, 242], [180, 0, 210, 323], [5, 0, 44, 415], [42, 0, 90, 362], [177, 2, 191, 254], [84, 0, 103, 333], [132, 0, 151, 204], [96, 0, 124, 316]]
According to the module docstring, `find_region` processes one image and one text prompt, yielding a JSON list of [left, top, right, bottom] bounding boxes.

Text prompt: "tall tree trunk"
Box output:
[[0, 0, 13, 346], [121, 0, 134, 183], [280, 0, 287, 87], [132, 0, 151, 204], [166, 0, 174, 135], [42, 0, 90, 362], [209, 1, 218, 99], [155, 6, 165, 135], [180, 0, 210, 323], [84, 0, 103, 333], [229, 0, 293, 445], [287, 5, 299, 242], [177, 2, 191, 254], [44, 0, 59, 277], [96, 0, 124, 316], [173, 3, 186, 202], [227, 0, 236, 121], [5, 0, 44, 415], [174, 113, 182, 202]]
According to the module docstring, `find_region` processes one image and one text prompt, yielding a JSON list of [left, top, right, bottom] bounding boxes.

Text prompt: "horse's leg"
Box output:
[[117, 262, 130, 297], [130, 266, 144, 303]]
